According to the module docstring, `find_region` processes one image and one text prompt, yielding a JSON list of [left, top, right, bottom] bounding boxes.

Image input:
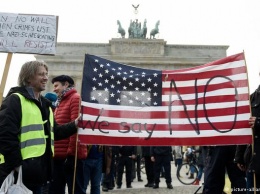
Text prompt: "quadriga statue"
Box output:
[[150, 20, 160, 39]]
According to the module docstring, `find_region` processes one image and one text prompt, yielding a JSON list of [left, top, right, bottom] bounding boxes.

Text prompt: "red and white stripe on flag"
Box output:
[[78, 53, 252, 146]]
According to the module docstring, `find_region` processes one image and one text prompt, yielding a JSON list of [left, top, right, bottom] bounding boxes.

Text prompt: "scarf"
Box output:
[[55, 87, 74, 107]]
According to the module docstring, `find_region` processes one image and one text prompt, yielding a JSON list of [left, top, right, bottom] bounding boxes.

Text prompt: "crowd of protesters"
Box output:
[[0, 60, 259, 194]]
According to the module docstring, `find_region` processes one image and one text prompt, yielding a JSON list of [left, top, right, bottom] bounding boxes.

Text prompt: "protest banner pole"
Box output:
[[0, 53, 13, 106], [243, 50, 256, 194], [72, 105, 80, 194], [72, 64, 85, 194]]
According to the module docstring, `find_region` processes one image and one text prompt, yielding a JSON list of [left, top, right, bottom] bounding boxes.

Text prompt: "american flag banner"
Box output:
[[78, 53, 252, 146]]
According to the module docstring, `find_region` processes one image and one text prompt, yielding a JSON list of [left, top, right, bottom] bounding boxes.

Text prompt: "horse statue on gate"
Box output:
[[128, 19, 133, 38], [140, 19, 147, 39], [150, 20, 160, 39], [117, 20, 125, 38]]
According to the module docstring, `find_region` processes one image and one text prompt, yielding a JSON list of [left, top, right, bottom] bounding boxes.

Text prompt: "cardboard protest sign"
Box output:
[[0, 12, 58, 55]]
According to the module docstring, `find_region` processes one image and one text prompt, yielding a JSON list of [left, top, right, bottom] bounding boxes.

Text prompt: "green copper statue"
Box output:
[[150, 20, 160, 39], [127, 19, 147, 39], [117, 20, 126, 38], [116, 5, 160, 39]]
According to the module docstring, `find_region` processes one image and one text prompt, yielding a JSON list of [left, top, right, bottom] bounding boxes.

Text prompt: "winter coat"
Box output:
[[173, 146, 183, 159], [151, 146, 172, 156], [0, 87, 77, 187], [103, 146, 112, 175], [53, 89, 87, 159], [142, 146, 152, 157], [195, 146, 204, 167], [118, 146, 136, 156], [235, 85, 260, 173]]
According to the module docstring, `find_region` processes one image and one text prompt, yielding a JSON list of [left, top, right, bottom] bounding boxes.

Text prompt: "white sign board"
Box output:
[[0, 12, 58, 55]]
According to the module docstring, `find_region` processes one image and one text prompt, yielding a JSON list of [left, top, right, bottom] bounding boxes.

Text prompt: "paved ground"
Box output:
[[97, 162, 204, 194], [102, 186, 203, 194], [67, 160, 234, 194], [102, 182, 203, 194]]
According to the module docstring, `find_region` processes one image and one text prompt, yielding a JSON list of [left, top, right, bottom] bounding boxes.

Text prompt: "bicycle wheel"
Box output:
[[176, 163, 198, 185]]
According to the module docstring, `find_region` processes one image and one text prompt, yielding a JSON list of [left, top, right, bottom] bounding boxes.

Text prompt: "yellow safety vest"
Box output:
[[15, 93, 54, 160], [0, 153, 4, 164]]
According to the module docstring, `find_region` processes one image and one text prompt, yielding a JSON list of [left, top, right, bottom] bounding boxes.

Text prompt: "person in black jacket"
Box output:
[[142, 146, 154, 187], [131, 146, 143, 182], [0, 61, 79, 194], [202, 81, 255, 194], [116, 146, 136, 189], [235, 85, 260, 193], [151, 146, 173, 189], [203, 146, 246, 194]]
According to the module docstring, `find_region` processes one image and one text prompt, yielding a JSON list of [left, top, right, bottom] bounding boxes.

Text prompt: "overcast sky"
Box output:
[[1, 0, 260, 95]]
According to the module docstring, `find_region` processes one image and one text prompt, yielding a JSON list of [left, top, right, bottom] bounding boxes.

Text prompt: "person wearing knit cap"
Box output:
[[49, 75, 87, 194]]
